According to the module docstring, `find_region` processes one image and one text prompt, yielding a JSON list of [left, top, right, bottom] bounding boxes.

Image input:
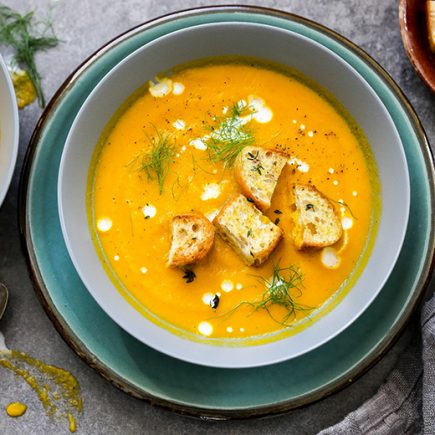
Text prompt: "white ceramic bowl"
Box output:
[[0, 55, 19, 206], [58, 23, 410, 368]]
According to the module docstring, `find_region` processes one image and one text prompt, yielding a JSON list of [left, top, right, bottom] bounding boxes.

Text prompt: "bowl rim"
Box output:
[[0, 54, 19, 207], [58, 20, 410, 368]]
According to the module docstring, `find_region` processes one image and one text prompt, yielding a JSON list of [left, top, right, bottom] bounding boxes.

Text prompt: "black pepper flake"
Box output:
[[274, 209, 283, 214], [182, 269, 196, 283], [210, 294, 220, 309], [246, 197, 254, 203], [306, 203, 314, 211], [274, 218, 280, 225]]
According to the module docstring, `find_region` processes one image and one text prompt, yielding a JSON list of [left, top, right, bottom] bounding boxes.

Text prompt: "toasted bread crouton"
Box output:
[[213, 194, 283, 266], [290, 184, 343, 250], [168, 213, 215, 268], [234, 146, 288, 211]]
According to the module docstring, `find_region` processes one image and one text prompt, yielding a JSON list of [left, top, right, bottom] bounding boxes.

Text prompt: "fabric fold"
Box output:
[[319, 290, 435, 435]]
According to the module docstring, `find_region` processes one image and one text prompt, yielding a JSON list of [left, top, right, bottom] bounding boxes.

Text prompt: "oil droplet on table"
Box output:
[[10, 69, 37, 109], [0, 332, 82, 432], [6, 401, 27, 417], [68, 412, 77, 432]]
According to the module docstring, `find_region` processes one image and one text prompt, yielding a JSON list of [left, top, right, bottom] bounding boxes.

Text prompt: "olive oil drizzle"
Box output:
[[0, 349, 82, 432]]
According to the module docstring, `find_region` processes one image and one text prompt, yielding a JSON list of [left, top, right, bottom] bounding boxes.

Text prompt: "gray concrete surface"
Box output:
[[0, 0, 434, 434]]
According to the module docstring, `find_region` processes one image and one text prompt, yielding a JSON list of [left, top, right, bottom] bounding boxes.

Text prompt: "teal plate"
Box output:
[[19, 6, 435, 418]]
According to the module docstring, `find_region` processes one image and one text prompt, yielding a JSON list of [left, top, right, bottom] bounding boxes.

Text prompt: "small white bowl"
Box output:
[[0, 55, 19, 206], [58, 23, 409, 368]]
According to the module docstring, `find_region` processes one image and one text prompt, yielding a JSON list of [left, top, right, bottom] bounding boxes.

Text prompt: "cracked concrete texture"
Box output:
[[0, 0, 433, 434]]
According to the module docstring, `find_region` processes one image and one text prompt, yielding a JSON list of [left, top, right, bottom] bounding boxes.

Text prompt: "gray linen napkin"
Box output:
[[319, 290, 435, 435]]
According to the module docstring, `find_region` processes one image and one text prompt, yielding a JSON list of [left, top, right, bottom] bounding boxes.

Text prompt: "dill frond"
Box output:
[[216, 263, 314, 327], [190, 152, 216, 175], [171, 174, 182, 200], [253, 264, 314, 325], [207, 102, 254, 167], [231, 100, 245, 117], [330, 198, 357, 220], [140, 131, 175, 194], [0, 5, 59, 107]]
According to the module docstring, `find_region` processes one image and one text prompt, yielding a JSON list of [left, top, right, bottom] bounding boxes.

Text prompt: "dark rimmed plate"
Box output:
[[19, 6, 434, 418]]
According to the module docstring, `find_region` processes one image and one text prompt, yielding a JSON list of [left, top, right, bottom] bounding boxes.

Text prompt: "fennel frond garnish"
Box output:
[[253, 264, 314, 325], [0, 5, 59, 107], [207, 101, 254, 167], [330, 198, 357, 220], [219, 264, 314, 326], [140, 131, 175, 194]]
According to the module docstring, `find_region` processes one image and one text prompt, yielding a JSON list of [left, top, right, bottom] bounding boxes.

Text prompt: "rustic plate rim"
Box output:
[[18, 5, 435, 419]]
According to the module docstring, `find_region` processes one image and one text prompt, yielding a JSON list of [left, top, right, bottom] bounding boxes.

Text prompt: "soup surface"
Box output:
[[89, 59, 379, 343]]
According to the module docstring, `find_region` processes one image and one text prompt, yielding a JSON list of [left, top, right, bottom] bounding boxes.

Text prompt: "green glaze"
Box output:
[[21, 7, 434, 416]]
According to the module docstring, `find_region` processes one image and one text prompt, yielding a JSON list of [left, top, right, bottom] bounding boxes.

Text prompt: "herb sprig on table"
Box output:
[[0, 5, 59, 107]]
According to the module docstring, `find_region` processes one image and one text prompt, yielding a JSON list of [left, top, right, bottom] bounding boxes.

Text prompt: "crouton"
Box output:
[[213, 194, 283, 266], [290, 184, 343, 250], [168, 213, 215, 267], [234, 146, 288, 211]]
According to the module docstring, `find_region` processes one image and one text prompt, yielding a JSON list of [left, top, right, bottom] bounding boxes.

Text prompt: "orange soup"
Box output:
[[89, 59, 379, 343]]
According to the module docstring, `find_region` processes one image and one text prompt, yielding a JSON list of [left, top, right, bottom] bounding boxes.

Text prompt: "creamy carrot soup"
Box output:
[[89, 58, 379, 343]]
